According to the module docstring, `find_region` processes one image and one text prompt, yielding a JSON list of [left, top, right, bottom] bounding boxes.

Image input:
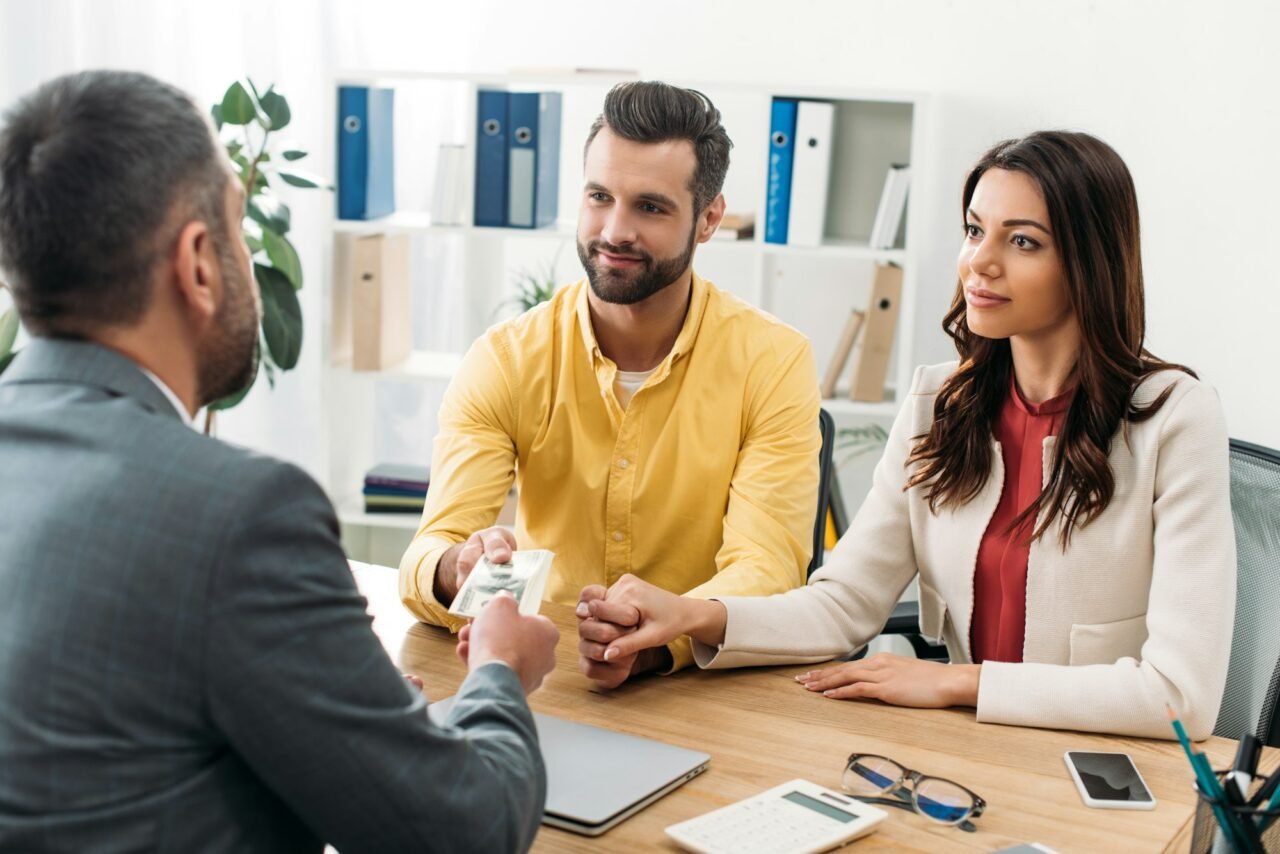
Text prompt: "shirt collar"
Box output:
[[138, 366, 195, 427], [1009, 371, 1075, 417], [575, 270, 711, 378]]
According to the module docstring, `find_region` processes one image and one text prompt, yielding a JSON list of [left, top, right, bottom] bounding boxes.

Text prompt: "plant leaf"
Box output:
[[0, 307, 18, 358], [210, 103, 224, 131], [276, 168, 330, 189], [281, 149, 307, 161], [262, 230, 303, 289], [258, 89, 291, 132], [246, 194, 291, 234], [219, 80, 260, 126], [255, 263, 302, 369], [0, 349, 16, 375]]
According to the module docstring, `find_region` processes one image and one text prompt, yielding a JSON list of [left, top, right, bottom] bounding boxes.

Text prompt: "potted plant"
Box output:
[[206, 79, 329, 429], [494, 247, 563, 319], [0, 282, 17, 374]]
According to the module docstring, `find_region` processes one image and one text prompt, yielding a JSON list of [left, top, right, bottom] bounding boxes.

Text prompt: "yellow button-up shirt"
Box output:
[[398, 272, 821, 670]]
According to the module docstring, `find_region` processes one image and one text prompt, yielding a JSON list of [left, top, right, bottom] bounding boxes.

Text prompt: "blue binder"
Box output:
[[764, 97, 798, 245], [474, 90, 509, 227], [506, 91, 562, 229], [337, 86, 395, 221]]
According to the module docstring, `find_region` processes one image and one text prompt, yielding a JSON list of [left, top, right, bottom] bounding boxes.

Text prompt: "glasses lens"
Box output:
[[913, 777, 974, 824], [843, 755, 901, 796]]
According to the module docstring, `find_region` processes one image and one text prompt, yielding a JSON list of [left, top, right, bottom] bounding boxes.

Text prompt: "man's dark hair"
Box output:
[[0, 70, 228, 335], [584, 81, 732, 215]]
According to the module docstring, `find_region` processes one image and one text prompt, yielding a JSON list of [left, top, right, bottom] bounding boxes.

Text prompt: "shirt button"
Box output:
[[612, 531, 625, 542], [618, 458, 629, 469]]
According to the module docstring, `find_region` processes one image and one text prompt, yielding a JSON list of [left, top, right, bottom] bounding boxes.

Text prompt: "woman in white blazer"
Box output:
[[576, 130, 1235, 740]]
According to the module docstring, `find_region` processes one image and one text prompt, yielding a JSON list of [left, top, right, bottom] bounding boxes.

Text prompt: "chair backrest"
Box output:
[[1215, 439, 1280, 746], [808, 409, 836, 577]]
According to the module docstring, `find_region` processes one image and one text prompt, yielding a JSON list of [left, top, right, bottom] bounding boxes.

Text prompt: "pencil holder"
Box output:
[[1190, 771, 1280, 854]]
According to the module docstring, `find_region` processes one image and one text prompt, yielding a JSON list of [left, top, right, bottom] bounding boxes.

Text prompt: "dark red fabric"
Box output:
[[970, 375, 1073, 664]]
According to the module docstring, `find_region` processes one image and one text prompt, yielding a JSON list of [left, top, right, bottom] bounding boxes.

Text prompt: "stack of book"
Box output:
[[363, 464, 430, 514]]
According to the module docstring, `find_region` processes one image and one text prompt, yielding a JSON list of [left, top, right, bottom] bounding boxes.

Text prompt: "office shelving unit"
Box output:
[[321, 70, 931, 558]]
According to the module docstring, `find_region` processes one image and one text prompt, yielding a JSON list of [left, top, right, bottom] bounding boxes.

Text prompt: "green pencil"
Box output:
[[1167, 705, 1253, 851]]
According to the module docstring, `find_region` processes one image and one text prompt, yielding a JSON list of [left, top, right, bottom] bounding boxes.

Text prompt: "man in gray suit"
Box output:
[[0, 70, 558, 852]]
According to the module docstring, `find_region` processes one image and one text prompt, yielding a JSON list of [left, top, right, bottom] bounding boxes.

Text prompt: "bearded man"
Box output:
[[0, 70, 557, 852], [399, 81, 821, 688]]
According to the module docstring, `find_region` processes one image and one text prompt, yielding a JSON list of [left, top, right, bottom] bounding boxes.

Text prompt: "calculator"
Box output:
[[665, 778, 888, 854]]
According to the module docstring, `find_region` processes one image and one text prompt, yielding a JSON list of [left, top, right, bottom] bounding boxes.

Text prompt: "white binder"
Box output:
[[786, 101, 835, 247], [869, 164, 911, 249]]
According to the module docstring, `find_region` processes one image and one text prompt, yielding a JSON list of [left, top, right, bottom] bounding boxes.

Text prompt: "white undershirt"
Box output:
[[614, 367, 656, 409], [139, 366, 194, 427]]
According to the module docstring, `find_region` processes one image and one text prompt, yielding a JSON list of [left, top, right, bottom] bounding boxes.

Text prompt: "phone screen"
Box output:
[[1066, 752, 1153, 802]]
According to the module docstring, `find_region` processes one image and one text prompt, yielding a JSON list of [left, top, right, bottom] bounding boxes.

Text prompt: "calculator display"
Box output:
[[782, 791, 854, 823]]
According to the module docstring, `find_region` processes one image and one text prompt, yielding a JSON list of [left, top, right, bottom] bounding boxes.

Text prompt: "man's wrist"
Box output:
[[432, 544, 463, 605], [634, 646, 674, 676]]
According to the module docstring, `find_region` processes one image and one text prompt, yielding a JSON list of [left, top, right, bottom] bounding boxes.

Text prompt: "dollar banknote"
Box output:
[[448, 549, 555, 619]]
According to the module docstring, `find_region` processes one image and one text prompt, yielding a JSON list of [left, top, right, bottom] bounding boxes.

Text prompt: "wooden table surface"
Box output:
[[351, 562, 1274, 853]]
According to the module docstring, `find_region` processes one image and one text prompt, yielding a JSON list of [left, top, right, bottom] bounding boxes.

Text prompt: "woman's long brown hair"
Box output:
[[905, 131, 1193, 547]]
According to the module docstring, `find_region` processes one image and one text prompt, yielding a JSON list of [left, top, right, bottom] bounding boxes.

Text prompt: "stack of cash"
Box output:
[[448, 549, 555, 619]]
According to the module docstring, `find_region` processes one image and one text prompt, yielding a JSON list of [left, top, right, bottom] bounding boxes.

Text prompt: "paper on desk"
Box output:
[[448, 549, 554, 619]]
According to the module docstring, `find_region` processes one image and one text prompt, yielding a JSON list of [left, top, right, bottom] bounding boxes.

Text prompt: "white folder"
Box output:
[[786, 100, 835, 247]]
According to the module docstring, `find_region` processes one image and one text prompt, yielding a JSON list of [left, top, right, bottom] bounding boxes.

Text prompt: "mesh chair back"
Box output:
[[808, 409, 836, 577], [1215, 439, 1280, 745]]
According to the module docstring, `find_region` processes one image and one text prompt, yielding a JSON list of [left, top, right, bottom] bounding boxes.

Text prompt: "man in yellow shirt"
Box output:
[[399, 81, 820, 687]]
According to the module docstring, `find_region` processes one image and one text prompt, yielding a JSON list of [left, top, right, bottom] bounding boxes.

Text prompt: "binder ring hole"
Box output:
[[772, 132, 788, 147], [807, 137, 818, 148], [343, 116, 361, 133], [483, 119, 501, 136], [879, 298, 892, 310], [515, 127, 532, 144]]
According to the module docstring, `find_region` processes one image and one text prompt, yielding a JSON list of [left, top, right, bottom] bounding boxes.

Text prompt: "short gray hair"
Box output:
[[0, 70, 228, 334]]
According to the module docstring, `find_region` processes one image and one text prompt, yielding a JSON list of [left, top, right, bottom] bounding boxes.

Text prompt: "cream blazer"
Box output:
[[695, 362, 1235, 740]]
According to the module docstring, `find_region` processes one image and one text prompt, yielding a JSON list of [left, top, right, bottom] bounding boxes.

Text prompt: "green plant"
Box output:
[[835, 422, 889, 469], [495, 248, 563, 318], [0, 282, 18, 375], [208, 78, 330, 416]]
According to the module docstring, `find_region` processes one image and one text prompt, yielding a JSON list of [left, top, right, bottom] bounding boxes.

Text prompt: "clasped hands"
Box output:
[[575, 574, 979, 707], [442, 529, 976, 706]]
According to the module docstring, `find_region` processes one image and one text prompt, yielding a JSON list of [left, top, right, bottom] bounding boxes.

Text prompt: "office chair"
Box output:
[[1215, 439, 1280, 747], [810, 413, 947, 661], [808, 408, 836, 577]]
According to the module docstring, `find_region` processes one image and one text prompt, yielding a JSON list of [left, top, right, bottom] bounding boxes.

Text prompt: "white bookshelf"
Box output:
[[320, 69, 931, 544]]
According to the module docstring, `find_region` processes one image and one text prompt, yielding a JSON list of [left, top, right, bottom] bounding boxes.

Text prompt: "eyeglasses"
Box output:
[[842, 753, 987, 833]]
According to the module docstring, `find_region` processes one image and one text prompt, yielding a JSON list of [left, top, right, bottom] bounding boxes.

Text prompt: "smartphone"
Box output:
[[1063, 751, 1157, 810]]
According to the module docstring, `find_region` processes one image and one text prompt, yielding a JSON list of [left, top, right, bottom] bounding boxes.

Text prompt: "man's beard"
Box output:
[[578, 225, 697, 306], [196, 241, 260, 407]]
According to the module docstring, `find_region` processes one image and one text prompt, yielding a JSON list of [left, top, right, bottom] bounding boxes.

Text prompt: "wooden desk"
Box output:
[[352, 562, 1274, 852]]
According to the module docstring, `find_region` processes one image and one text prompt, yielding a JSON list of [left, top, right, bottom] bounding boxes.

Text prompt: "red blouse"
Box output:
[[970, 375, 1074, 664]]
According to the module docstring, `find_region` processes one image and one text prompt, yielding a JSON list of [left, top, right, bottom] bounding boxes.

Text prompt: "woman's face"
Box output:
[[957, 168, 1074, 343]]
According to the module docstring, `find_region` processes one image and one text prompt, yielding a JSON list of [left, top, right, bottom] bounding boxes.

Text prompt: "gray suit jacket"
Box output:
[[0, 339, 545, 853]]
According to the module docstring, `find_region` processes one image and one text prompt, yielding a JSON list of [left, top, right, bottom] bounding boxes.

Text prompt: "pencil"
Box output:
[[1167, 705, 1253, 851]]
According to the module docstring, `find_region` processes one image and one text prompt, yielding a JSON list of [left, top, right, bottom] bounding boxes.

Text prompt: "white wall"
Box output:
[[3, 0, 1277, 477]]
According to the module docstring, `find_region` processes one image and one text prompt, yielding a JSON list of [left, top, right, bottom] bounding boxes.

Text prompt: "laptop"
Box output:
[[429, 697, 710, 836]]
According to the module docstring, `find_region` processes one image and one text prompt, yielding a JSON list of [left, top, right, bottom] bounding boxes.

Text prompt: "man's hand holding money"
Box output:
[[457, 594, 560, 696], [433, 526, 517, 605]]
